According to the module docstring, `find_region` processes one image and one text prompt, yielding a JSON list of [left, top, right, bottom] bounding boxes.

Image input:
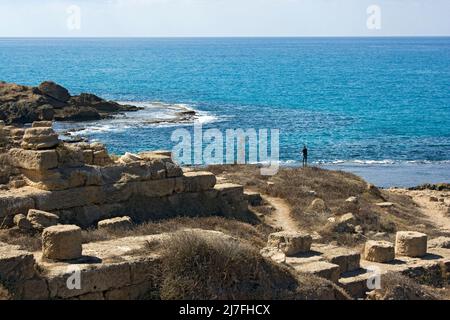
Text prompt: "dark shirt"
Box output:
[[302, 148, 308, 157]]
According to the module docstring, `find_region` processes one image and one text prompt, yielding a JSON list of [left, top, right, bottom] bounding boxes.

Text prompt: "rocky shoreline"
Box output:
[[0, 81, 142, 124]]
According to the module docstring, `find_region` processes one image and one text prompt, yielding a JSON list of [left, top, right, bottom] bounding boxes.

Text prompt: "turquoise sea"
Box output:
[[1, 37, 449, 187]]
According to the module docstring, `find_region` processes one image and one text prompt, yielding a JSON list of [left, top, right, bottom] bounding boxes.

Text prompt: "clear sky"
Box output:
[[1, 0, 449, 37]]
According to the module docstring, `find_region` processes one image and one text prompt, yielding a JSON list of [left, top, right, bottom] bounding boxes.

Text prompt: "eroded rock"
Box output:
[[395, 231, 428, 258], [42, 225, 82, 260], [98, 216, 133, 231], [267, 231, 312, 256], [27, 209, 59, 230], [364, 240, 395, 263]]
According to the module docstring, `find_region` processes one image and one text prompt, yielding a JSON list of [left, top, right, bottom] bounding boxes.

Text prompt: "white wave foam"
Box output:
[[315, 159, 450, 166], [55, 101, 220, 136]]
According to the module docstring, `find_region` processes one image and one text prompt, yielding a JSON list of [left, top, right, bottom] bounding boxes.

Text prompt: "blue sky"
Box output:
[[1, 0, 449, 37]]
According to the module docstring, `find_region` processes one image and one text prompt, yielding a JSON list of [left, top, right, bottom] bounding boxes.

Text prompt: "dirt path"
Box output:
[[391, 189, 450, 232], [262, 196, 299, 233]]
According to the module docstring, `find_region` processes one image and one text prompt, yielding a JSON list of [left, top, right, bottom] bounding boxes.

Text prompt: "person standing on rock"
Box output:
[[302, 145, 308, 167]]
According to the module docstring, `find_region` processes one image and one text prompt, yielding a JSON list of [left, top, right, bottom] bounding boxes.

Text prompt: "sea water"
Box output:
[[1, 37, 449, 186]]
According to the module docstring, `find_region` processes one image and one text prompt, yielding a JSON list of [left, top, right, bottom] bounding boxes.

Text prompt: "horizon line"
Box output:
[[1, 35, 450, 39]]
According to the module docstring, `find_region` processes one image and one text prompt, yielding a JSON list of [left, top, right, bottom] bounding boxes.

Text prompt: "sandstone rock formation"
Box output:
[[0, 81, 141, 124]]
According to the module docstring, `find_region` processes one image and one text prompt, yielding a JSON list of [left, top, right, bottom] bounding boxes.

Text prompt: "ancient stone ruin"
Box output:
[[262, 230, 450, 298], [1, 121, 449, 300], [0, 121, 249, 230]]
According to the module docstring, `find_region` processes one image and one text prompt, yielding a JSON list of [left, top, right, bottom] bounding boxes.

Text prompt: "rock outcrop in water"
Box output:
[[0, 81, 141, 124]]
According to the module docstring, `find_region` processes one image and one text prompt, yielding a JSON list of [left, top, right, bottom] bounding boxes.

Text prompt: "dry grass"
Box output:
[[158, 230, 349, 300], [0, 228, 42, 252], [369, 272, 444, 300], [82, 216, 275, 249], [0, 216, 274, 252], [206, 165, 438, 246]]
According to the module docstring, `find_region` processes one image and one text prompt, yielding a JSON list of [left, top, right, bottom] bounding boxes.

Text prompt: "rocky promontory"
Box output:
[[0, 81, 142, 124]]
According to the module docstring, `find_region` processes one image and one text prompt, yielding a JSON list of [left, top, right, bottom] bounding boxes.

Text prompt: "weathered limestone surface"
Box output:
[[0, 242, 46, 299], [315, 244, 360, 274], [13, 214, 33, 231], [21, 127, 59, 150], [9, 148, 58, 171], [395, 231, 428, 258], [98, 216, 133, 231], [364, 240, 395, 263], [42, 225, 82, 261], [27, 209, 59, 230], [267, 231, 312, 256], [294, 261, 340, 283], [35, 233, 167, 299], [0, 187, 37, 219], [244, 191, 263, 206], [183, 171, 217, 192], [0, 123, 249, 227]]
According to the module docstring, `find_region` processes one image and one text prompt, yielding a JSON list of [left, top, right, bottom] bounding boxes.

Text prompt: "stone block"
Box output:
[[338, 272, 373, 299], [244, 191, 263, 206], [215, 183, 244, 197], [268, 231, 312, 256], [42, 225, 82, 261], [0, 242, 36, 282], [395, 231, 428, 257], [13, 214, 33, 231], [165, 161, 183, 178], [21, 278, 49, 300], [33, 186, 104, 211], [320, 248, 361, 273], [21, 127, 59, 150], [294, 261, 340, 283], [0, 189, 35, 218], [9, 148, 58, 171], [98, 216, 133, 231], [364, 240, 395, 263], [32, 121, 53, 128], [46, 262, 131, 299], [183, 171, 216, 192], [27, 209, 59, 230]]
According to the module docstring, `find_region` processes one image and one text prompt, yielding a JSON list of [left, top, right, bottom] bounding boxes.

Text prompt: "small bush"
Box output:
[[158, 230, 349, 300]]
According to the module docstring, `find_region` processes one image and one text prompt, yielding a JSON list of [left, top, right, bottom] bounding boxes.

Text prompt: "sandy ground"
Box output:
[[390, 189, 450, 233], [262, 196, 298, 233]]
